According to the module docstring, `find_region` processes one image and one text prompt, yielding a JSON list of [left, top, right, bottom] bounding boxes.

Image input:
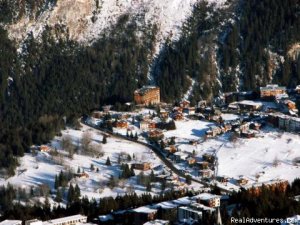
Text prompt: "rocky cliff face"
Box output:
[[5, 0, 227, 53]]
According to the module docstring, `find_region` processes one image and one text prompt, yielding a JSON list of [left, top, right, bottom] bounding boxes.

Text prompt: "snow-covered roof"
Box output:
[[143, 219, 169, 225], [190, 203, 215, 212], [276, 93, 289, 100], [260, 84, 286, 91], [43, 215, 87, 225], [238, 100, 263, 107], [0, 220, 22, 225], [192, 193, 221, 201], [135, 86, 159, 95], [112, 210, 127, 215], [98, 214, 113, 222], [172, 197, 194, 206], [174, 152, 189, 157], [153, 201, 178, 209], [178, 206, 203, 216], [132, 206, 157, 214]]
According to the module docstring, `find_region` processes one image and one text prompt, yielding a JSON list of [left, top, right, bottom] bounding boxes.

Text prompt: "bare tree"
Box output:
[[39, 184, 50, 197], [87, 143, 103, 157], [81, 131, 93, 153], [273, 156, 279, 167], [126, 184, 135, 194], [255, 173, 260, 182], [118, 179, 126, 188], [62, 135, 75, 158], [229, 133, 238, 143], [52, 153, 65, 166]]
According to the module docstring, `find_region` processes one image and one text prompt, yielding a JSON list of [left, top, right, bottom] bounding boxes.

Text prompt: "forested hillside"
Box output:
[[154, 0, 300, 103], [0, 14, 156, 175], [0, 0, 300, 174], [220, 0, 300, 91]]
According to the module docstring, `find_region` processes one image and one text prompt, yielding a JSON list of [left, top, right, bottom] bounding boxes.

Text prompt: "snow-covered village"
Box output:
[[1, 84, 300, 224]]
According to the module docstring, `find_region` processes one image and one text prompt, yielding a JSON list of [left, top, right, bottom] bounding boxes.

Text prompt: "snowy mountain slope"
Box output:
[[7, 0, 228, 52]]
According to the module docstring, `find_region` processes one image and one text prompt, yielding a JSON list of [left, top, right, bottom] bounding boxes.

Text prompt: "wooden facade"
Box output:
[[134, 86, 160, 105]]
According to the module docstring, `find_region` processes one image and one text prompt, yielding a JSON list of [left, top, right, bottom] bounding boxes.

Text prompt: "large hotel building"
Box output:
[[134, 86, 160, 105]]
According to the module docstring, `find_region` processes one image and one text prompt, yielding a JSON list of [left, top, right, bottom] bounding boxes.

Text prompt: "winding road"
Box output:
[[81, 119, 210, 187]]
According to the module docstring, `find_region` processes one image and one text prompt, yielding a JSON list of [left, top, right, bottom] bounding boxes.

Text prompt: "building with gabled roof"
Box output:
[[134, 86, 160, 105], [192, 193, 221, 208]]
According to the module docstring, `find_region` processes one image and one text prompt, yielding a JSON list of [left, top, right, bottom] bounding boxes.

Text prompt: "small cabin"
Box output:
[[132, 162, 151, 171], [75, 172, 89, 179], [113, 120, 128, 129], [40, 145, 51, 152]]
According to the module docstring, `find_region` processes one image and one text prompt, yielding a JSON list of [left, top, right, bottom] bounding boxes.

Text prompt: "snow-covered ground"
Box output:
[[197, 126, 300, 185], [162, 118, 300, 186], [164, 119, 214, 140], [0, 124, 163, 200], [3, 111, 300, 203], [210, 128, 300, 184]]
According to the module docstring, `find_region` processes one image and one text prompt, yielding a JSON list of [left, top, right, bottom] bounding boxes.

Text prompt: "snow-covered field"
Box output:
[[208, 128, 300, 184], [162, 119, 300, 186], [196, 128, 300, 184], [0, 124, 163, 200], [164, 119, 213, 140]]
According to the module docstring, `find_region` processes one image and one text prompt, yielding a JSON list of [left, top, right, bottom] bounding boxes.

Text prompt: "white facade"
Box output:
[[25, 219, 43, 225], [0, 220, 22, 225], [43, 215, 87, 225], [193, 193, 221, 208]]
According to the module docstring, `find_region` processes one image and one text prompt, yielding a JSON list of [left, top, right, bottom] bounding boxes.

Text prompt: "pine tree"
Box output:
[[134, 132, 138, 140], [186, 175, 192, 185], [117, 154, 121, 164], [150, 170, 155, 182], [74, 184, 81, 202], [146, 182, 151, 192], [55, 188, 63, 202], [130, 164, 135, 177], [54, 175, 59, 189], [105, 157, 111, 166], [44, 195, 51, 211], [90, 164, 95, 171], [108, 175, 115, 189], [67, 184, 74, 203], [102, 136, 107, 144], [169, 137, 175, 145], [58, 170, 64, 187]]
